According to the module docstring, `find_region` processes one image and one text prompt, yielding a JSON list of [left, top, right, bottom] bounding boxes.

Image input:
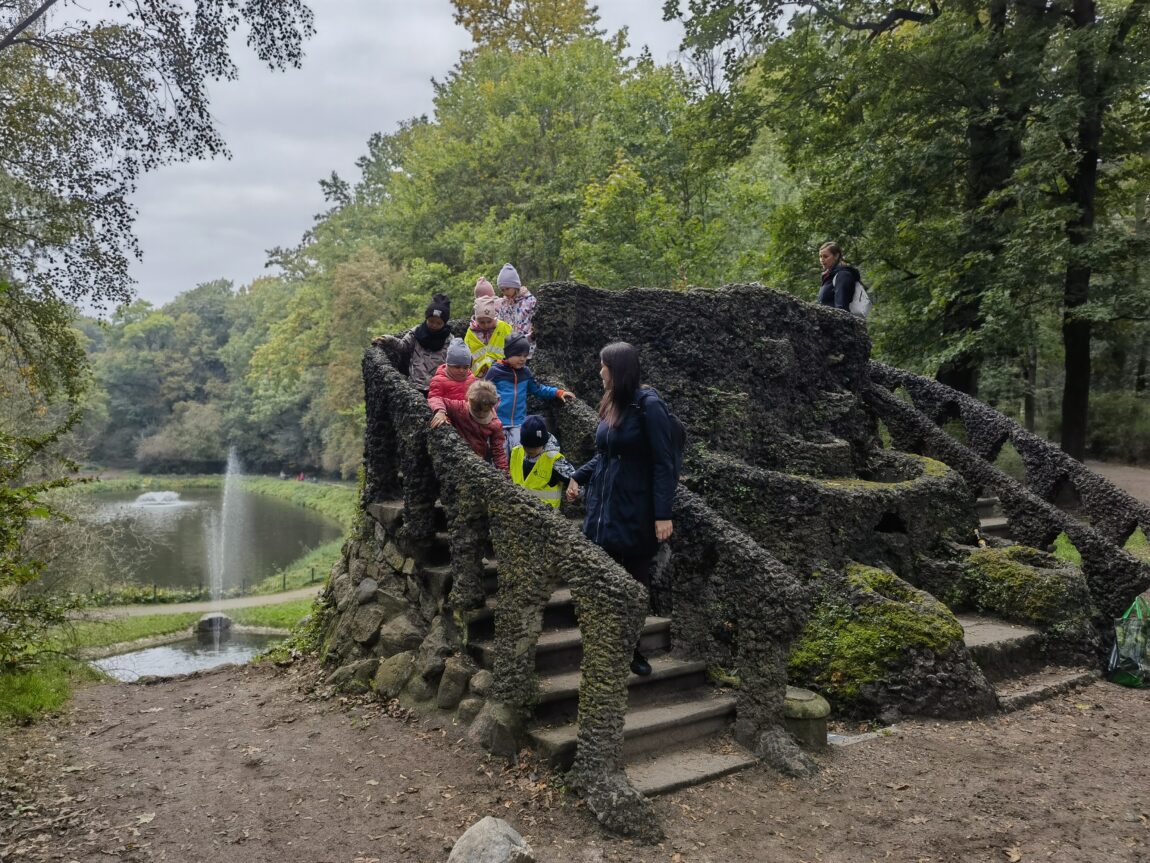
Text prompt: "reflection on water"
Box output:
[[71, 487, 342, 591], [92, 633, 282, 681]]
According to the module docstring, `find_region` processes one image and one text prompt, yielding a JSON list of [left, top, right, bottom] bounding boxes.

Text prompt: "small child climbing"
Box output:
[[465, 295, 513, 377], [484, 333, 575, 454], [509, 415, 573, 509], [495, 264, 536, 351], [427, 340, 476, 403], [428, 380, 509, 472]]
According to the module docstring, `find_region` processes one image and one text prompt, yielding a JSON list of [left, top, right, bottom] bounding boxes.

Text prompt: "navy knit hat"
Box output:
[[425, 293, 451, 321], [521, 415, 548, 448], [504, 333, 530, 358]]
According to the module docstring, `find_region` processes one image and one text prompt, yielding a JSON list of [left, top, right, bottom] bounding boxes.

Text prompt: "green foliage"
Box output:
[[1084, 392, 1150, 464]]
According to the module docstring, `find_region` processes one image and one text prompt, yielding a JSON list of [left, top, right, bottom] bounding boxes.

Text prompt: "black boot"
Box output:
[[630, 649, 651, 676]]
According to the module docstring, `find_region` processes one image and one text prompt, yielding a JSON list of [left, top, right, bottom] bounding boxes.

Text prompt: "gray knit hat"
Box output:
[[445, 340, 471, 366], [497, 263, 522, 290]]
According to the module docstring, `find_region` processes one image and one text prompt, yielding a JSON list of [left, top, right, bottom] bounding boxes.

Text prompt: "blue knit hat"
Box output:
[[497, 264, 522, 290], [521, 415, 548, 448]]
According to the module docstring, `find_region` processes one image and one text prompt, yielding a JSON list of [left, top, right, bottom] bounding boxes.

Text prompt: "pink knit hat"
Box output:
[[473, 296, 499, 319], [474, 277, 495, 298]]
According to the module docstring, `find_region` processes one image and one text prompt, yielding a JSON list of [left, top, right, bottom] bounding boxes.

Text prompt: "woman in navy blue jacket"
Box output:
[[566, 342, 676, 676]]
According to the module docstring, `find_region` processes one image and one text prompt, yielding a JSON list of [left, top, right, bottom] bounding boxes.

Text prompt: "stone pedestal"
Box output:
[[784, 685, 830, 749]]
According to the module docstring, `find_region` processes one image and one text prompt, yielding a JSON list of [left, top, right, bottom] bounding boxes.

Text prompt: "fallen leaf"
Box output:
[[365, 780, 379, 786], [136, 813, 155, 825], [1004, 847, 1022, 862]]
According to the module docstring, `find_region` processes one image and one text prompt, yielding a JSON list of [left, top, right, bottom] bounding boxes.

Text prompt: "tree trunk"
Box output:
[[1022, 345, 1037, 432], [1060, 0, 1101, 462]]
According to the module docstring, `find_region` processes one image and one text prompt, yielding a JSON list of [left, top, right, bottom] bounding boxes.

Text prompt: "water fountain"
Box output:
[[201, 448, 247, 648], [134, 490, 182, 505]]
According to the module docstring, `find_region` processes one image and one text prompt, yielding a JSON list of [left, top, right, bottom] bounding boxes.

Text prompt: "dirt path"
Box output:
[[2, 661, 1148, 863], [1085, 460, 1150, 506]]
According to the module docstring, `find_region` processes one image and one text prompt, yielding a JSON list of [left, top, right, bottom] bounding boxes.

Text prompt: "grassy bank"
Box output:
[[250, 539, 343, 595], [59, 600, 316, 652]]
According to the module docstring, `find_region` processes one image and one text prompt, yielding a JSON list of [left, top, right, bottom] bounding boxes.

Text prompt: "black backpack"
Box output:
[[637, 390, 687, 483]]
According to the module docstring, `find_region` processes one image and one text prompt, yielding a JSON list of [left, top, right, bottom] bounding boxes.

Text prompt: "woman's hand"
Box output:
[[430, 410, 449, 429], [560, 391, 577, 403], [566, 479, 580, 501], [655, 519, 673, 542]]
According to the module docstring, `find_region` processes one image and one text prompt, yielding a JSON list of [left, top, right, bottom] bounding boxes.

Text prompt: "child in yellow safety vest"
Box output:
[[509, 415, 574, 509]]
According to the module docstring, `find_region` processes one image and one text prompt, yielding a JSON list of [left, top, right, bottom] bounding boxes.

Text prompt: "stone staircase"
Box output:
[[968, 496, 1100, 706], [957, 614, 1099, 711], [444, 513, 759, 797]]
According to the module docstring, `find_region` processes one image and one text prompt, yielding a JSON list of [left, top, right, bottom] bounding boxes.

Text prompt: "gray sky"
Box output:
[[127, 2, 685, 308]]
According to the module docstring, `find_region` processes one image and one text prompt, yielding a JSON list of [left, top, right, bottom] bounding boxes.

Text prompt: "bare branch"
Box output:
[[0, 0, 62, 52], [808, 0, 941, 39]]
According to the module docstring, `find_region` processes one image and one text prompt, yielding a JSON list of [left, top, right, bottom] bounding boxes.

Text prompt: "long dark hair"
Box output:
[[597, 342, 642, 428]]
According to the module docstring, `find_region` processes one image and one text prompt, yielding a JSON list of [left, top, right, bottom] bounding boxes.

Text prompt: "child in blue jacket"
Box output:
[[484, 333, 576, 455]]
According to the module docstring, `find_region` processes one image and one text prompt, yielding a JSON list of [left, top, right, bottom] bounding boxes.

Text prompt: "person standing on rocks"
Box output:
[[817, 241, 861, 312], [565, 342, 676, 676]]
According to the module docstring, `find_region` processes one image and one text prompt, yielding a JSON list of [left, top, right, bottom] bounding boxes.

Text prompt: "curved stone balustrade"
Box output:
[[867, 363, 1150, 620]]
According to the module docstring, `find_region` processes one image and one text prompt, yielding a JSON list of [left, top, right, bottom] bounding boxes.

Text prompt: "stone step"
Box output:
[[975, 496, 1001, 518], [995, 666, 1100, 712], [626, 740, 758, 797], [957, 614, 1045, 682], [366, 499, 448, 532], [468, 616, 671, 674], [533, 654, 709, 725], [421, 561, 499, 600], [529, 693, 738, 769], [978, 515, 1012, 539], [467, 587, 576, 641]]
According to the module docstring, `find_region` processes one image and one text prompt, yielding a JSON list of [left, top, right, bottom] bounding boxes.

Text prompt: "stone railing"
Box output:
[[362, 347, 659, 840], [867, 363, 1150, 621]]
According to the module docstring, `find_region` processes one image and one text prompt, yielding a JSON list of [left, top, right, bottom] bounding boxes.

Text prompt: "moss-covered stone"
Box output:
[[787, 564, 990, 717]]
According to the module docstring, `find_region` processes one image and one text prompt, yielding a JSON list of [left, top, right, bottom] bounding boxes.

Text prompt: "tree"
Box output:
[[452, 0, 604, 54], [0, 0, 314, 309]]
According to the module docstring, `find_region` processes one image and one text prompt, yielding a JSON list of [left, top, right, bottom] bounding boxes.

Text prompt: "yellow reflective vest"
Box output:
[[510, 446, 563, 508], [464, 321, 513, 376]]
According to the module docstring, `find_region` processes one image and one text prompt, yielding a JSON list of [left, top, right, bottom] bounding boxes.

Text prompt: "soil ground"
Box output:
[[4, 466, 1150, 863]]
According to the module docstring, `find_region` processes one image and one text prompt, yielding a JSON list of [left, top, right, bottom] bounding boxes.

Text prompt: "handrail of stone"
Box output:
[[362, 347, 660, 840], [866, 363, 1150, 621]]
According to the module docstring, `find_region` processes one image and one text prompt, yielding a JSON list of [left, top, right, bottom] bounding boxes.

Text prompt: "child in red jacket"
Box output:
[[427, 340, 476, 403], [428, 380, 509, 472]]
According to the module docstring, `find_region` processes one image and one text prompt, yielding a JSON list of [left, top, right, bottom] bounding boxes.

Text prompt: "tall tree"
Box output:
[[452, 0, 604, 54], [0, 0, 313, 309]]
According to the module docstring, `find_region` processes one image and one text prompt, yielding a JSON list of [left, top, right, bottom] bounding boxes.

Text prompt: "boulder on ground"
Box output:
[[446, 816, 534, 863]]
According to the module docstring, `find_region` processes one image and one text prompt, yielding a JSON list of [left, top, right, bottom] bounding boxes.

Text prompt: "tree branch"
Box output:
[[808, 0, 941, 39], [0, 0, 62, 53]]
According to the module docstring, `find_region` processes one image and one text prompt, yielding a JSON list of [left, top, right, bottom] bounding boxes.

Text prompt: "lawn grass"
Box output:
[[229, 600, 314, 629], [0, 659, 102, 725], [250, 539, 343, 595]]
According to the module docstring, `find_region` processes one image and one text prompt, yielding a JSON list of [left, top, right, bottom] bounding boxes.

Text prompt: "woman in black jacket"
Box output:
[[566, 342, 676, 676], [817, 241, 860, 311]]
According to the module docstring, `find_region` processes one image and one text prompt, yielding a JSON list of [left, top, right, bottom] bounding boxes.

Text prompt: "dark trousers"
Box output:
[[609, 551, 653, 590]]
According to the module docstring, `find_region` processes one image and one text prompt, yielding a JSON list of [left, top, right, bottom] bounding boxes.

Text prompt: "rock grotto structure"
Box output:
[[316, 283, 1150, 840]]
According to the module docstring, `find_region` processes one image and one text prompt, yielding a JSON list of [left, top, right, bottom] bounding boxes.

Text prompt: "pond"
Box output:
[[68, 487, 343, 593], [91, 632, 283, 681]]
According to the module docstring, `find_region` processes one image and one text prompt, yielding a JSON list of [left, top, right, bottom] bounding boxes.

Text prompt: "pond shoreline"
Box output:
[[80, 624, 291, 660]]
